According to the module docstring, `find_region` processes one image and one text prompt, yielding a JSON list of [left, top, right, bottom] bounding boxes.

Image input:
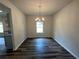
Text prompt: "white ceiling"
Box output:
[[9, 0, 73, 16]]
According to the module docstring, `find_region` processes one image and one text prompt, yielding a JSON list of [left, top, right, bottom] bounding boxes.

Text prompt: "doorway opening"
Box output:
[[0, 3, 13, 55]]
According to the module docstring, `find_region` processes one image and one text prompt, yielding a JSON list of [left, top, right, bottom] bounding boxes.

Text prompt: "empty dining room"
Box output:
[[0, 0, 79, 59]]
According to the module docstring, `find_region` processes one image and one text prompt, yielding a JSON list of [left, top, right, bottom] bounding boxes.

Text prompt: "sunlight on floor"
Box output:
[[0, 37, 6, 51], [0, 37, 5, 45]]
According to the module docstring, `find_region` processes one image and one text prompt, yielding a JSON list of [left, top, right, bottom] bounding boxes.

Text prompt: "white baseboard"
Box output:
[[54, 38, 79, 59], [14, 37, 27, 51]]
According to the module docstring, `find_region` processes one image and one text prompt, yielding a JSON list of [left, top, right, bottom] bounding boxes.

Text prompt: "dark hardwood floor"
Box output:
[[0, 38, 76, 59]]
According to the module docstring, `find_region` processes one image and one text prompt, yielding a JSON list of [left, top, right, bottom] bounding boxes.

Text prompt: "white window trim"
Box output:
[[36, 21, 44, 33]]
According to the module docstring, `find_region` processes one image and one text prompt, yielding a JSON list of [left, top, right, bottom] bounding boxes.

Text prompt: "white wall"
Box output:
[[0, 0, 27, 50], [27, 16, 52, 38], [53, 0, 79, 58]]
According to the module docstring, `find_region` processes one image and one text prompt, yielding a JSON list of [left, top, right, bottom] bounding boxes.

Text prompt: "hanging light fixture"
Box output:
[[35, 0, 45, 21]]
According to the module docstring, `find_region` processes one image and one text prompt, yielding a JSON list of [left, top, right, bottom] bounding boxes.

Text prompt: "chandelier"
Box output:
[[35, 0, 45, 21]]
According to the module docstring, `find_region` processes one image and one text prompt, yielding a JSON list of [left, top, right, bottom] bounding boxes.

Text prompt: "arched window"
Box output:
[[36, 21, 43, 33]]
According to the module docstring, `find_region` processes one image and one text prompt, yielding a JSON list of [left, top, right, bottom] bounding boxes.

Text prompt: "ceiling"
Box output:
[[9, 0, 73, 16]]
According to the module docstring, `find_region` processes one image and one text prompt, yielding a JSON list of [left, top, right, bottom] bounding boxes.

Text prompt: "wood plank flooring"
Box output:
[[0, 38, 76, 59]]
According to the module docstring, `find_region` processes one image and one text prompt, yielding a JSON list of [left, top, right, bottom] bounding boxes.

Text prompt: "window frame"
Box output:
[[0, 22, 4, 33], [36, 21, 44, 33]]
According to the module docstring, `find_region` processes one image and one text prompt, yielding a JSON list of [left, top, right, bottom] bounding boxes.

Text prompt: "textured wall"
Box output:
[[53, 0, 79, 58]]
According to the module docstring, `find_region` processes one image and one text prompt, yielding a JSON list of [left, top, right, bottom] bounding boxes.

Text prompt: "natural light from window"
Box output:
[[0, 22, 3, 33], [36, 21, 43, 33]]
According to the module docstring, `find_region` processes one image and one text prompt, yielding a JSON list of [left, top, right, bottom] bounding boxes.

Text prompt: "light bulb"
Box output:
[[42, 17, 45, 21], [35, 17, 39, 21]]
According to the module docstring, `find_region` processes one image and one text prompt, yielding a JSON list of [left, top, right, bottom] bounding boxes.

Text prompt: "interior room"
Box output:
[[0, 0, 79, 59]]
